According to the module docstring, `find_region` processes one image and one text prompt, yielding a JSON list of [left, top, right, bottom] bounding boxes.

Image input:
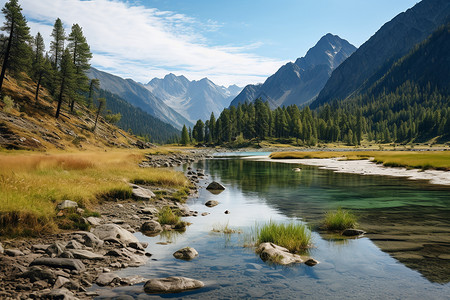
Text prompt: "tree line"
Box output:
[[184, 81, 450, 146], [0, 0, 108, 130]]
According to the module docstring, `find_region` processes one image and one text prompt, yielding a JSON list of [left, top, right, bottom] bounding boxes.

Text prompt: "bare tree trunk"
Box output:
[[0, 18, 14, 94]]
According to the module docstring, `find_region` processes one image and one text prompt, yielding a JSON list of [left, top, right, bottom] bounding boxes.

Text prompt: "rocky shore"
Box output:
[[0, 150, 211, 299]]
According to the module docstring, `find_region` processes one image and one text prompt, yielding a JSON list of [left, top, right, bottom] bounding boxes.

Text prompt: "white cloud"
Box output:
[[16, 0, 284, 86]]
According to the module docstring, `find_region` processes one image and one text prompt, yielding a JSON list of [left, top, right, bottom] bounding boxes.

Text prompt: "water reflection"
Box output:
[[93, 158, 450, 299]]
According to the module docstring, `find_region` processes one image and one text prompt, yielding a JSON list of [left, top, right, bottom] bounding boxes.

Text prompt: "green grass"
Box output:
[[270, 150, 450, 170], [212, 222, 241, 234], [158, 206, 181, 225], [254, 221, 312, 253], [322, 208, 357, 231]]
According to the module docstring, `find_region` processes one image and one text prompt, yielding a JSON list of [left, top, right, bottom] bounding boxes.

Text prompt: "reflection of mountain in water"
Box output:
[[202, 158, 450, 283]]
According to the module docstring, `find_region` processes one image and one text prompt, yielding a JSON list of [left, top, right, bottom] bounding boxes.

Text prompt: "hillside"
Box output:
[[313, 0, 450, 107], [97, 89, 180, 143], [230, 34, 356, 108], [87, 68, 192, 129], [145, 74, 242, 122], [0, 74, 141, 151]]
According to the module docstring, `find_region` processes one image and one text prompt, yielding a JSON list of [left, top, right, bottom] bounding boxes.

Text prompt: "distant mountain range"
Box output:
[[87, 68, 192, 129], [230, 33, 356, 108], [312, 0, 450, 108], [145, 74, 242, 122]]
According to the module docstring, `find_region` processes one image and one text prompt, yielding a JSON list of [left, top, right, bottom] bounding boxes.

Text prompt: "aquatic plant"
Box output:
[[255, 221, 312, 253], [323, 208, 357, 231]]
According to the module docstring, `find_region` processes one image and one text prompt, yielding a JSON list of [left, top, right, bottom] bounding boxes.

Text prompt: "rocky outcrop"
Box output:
[[131, 185, 156, 200], [144, 276, 204, 294]]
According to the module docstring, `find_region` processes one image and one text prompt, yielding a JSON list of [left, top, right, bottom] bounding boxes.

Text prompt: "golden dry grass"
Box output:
[[0, 149, 189, 236], [270, 151, 450, 170]]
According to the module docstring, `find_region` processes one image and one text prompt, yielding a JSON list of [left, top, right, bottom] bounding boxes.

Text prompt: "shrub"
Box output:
[[323, 208, 357, 231], [255, 221, 312, 253]]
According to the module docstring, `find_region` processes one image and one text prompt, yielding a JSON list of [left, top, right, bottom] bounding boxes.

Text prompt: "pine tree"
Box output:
[[50, 18, 65, 69], [180, 125, 189, 145], [0, 0, 31, 93], [93, 97, 106, 131], [67, 23, 92, 111], [55, 49, 75, 118]]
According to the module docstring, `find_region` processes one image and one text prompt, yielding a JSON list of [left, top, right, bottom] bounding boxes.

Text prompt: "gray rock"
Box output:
[[206, 181, 225, 190], [53, 276, 71, 289], [131, 185, 156, 200], [5, 249, 24, 257], [46, 242, 67, 257], [173, 247, 198, 260], [205, 200, 219, 207], [65, 240, 83, 250], [0, 242, 3, 254], [120, 275, 147, 286], [30, 258, 86, 272], [342, 229, 366, 236], [68, 249, 104, 260], [74, 231, 104, 249], [92, 224, 139, 245], [86, 217, 102, 226], [128, 242, 145, 251], [57, 200, 78, 210], [140, 207, 159, 215], [140, 220, 162, 235], [33, 280, 48, 289], [96, 272, 120, 286], [32, 244, 49, 252], [144, 276, 204, 293], [256, 243, 313, 265], [201, 212, 210, 216], [21, 266, 56, 283], [42, 288, 78, 300]]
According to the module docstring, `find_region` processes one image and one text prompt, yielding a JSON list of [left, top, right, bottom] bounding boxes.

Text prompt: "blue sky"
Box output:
[[2, 0, 419, 86]]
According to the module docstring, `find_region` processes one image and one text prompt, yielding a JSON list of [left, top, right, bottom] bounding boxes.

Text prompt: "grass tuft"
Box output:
[[322, 208, 357, 231], [254, 221, 312, 253], [158, 206, 181, 225]]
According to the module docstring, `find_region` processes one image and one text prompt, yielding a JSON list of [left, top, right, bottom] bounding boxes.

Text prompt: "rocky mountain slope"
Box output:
[[87, 68, 192, 129], [145, 74, 241, 122], [230, 33, 356, 108], [312, 0, 450, 107]]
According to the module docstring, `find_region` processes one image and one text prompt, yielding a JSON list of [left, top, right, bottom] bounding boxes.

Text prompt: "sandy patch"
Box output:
[[246, 156, 450, 186]]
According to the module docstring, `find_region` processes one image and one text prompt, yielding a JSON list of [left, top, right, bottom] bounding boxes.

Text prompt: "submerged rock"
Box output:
[[144, 276, 204, 293], [342, 229, 366, 236], [96, 272, 121, 286], [173, 247, 198, 260], [206, 181, 225, 191], [205, 200, 219, 207]]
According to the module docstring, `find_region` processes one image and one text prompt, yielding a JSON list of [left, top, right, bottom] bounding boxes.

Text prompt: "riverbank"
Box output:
[[0, 149, 210, 299], [247, 155, 450, 186]]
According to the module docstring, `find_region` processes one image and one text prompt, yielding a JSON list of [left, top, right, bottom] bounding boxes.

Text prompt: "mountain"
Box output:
[[312, 0, 450, 107], [97, 89, 180, 143], [230, 34, 356, 108], [145, 74, 242, 122], [87, 68, 192, 129], [368, 22, 450, 96]]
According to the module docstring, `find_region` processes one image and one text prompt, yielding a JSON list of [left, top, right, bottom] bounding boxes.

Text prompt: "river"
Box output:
[[96, 154, 450, 299]]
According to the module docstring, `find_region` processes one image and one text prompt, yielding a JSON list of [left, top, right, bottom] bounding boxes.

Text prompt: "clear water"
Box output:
[[95, 158, 450, 299]]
